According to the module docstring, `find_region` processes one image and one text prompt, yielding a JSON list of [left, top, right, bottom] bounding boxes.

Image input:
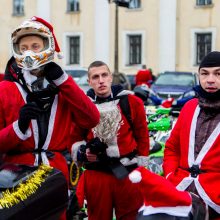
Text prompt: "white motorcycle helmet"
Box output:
[[11, 16, 62, 71]]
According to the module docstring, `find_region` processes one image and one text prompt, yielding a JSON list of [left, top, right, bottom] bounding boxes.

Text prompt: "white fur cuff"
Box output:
[[71, 140, 86, 162], [13, 120, 31, 140], [53, 72, 68, 86]]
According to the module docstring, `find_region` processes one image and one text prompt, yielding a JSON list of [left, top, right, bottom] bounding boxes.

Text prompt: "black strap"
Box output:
[[118, 95, 133, 129]]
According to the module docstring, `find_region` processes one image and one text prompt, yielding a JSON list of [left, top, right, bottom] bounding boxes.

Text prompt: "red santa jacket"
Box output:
[[136, 69, 152, 87], [71, 89, 149, 167], [0, 73, 99, 181], [163, 98, 220, 213]]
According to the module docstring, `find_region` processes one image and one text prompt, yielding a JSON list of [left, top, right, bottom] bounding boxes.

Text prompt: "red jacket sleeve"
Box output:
[[58, 75, 100, 129], [163, 108, 183, 177], [129, 95, 150, 156]]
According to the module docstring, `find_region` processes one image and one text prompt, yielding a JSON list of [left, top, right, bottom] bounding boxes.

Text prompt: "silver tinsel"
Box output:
[[92, 101, 123, 144]]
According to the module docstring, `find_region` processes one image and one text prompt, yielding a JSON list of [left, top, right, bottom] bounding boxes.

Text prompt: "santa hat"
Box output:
[[31, 16, 63, 59], [129, 167, 192, 217], [161, 97, 174, 108]]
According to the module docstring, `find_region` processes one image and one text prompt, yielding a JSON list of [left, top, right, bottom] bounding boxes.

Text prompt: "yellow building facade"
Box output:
[[0, 0, 219, 76]]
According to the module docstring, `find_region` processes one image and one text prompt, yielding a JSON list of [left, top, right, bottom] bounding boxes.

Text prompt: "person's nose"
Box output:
[[98, 76, 104, 83], [207, 73, 215, 83]]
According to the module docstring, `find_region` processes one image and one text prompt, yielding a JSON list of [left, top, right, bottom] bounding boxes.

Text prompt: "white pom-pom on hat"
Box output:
[[129, 170, 142, 183]]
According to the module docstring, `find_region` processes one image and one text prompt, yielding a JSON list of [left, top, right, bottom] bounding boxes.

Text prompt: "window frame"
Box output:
[[67, 0, 80, 13], [196, 33, 212, 65], [128, 35, 142, 65], [190, 28, 216, 67], [122, 31, 145, 68], [128, 0, 141, 9], [196, 0, 212, 6], [13, 0, 24, 16], [63, 32, 83, 68]]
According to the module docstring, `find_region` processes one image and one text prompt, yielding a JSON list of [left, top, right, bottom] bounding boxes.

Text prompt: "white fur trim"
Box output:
[[57, 52, 64, 59], [120, 157, 137, 166], [129, 170, 142, 183], [137, 156, 149, 167], [13, 120, 31, 140], [165, 172, 173, 179], [117, 90, 133, 96], [188, 106, 200, 167], [41, 152, 50, 165], [53, 72, 68, 86], [176, 176, 194, 191], [106, 143, 120, 157], [195, 177, 220, 213], [15, 82, 27, 101], [139, 204, 192, 217], [71, 140, 86, 162]]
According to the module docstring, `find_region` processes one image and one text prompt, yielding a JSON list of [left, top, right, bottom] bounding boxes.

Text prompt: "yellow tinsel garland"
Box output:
[[0, 164, 53, 209]]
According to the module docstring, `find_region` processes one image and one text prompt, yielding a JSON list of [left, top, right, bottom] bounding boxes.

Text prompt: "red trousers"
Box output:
[[77, 170, 143, 220]]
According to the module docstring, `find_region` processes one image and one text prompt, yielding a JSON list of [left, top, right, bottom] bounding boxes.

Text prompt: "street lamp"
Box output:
[[108, 0, 130, 84]]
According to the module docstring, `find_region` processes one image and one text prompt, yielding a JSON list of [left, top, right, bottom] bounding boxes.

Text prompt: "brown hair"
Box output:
[[88, 60, 111, 75]]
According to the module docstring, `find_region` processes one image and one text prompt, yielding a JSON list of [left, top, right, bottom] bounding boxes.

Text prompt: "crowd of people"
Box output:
[[0, 16, 220, 220]]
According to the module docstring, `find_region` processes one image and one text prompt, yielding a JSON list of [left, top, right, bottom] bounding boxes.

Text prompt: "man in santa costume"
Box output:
[[163, 51, 220, 220], [136, 64, 153, 87], [0, 16, 99, 220], [71, 60, 150, 220]]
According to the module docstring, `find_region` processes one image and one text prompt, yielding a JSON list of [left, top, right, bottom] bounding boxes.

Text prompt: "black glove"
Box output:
[[18, 102, 42, 134], [77, 144, 88, 162], [44, 62, 64, 81], [86, 137, 108, 155]]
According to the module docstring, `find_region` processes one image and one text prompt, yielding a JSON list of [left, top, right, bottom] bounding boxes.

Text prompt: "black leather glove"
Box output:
[[18, 102, 42, 134], [77, 144, 88, 162], [44, 62, 64, 81]]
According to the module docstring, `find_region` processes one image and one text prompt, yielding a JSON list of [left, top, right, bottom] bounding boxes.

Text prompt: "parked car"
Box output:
[[64, 68, 87, 82], [150, 71, 199, 111], [126, 74, 136, 90], [112, 72, 131, 90], [76, 74, 91, 93]]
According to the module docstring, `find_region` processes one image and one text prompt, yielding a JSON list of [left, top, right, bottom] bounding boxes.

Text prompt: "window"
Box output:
[[13, 0, 24, 16], [128, 35, 142, 65], [69, 36, 80, 65], [129, 0, 141, 9], [196, 33, 212, 65], [67, 0, 79, 12], [196, 0, 212, 6]]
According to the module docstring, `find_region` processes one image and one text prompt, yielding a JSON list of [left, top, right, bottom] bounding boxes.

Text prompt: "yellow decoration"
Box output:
[[0, 164, 53, 209]]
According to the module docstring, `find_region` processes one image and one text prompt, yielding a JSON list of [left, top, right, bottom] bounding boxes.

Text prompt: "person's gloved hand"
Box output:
[[18, 102, 42, 134], [44, 62, 64, 81]]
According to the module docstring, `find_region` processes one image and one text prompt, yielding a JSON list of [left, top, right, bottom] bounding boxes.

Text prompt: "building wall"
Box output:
[[176, 0, 220, 73], [0, 0, 220, 76]]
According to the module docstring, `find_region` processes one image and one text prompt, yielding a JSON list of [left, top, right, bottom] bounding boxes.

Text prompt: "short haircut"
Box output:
[[88, 60, 111, 75]]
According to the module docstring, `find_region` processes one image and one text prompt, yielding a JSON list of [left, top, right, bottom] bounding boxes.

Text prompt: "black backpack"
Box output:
[[118, 95, 133, 129]]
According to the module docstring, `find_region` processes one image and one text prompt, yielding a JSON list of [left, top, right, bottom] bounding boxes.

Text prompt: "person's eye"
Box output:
[[92, 75, 99, 80], [20, 47, 26, 51], [200, 72, 207, 76], [32, 44, 40, 50], [102, 73, 109, 77]]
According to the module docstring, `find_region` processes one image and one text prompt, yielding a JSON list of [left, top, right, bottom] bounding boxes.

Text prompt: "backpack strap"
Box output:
[[118, 95, 133, 129]]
